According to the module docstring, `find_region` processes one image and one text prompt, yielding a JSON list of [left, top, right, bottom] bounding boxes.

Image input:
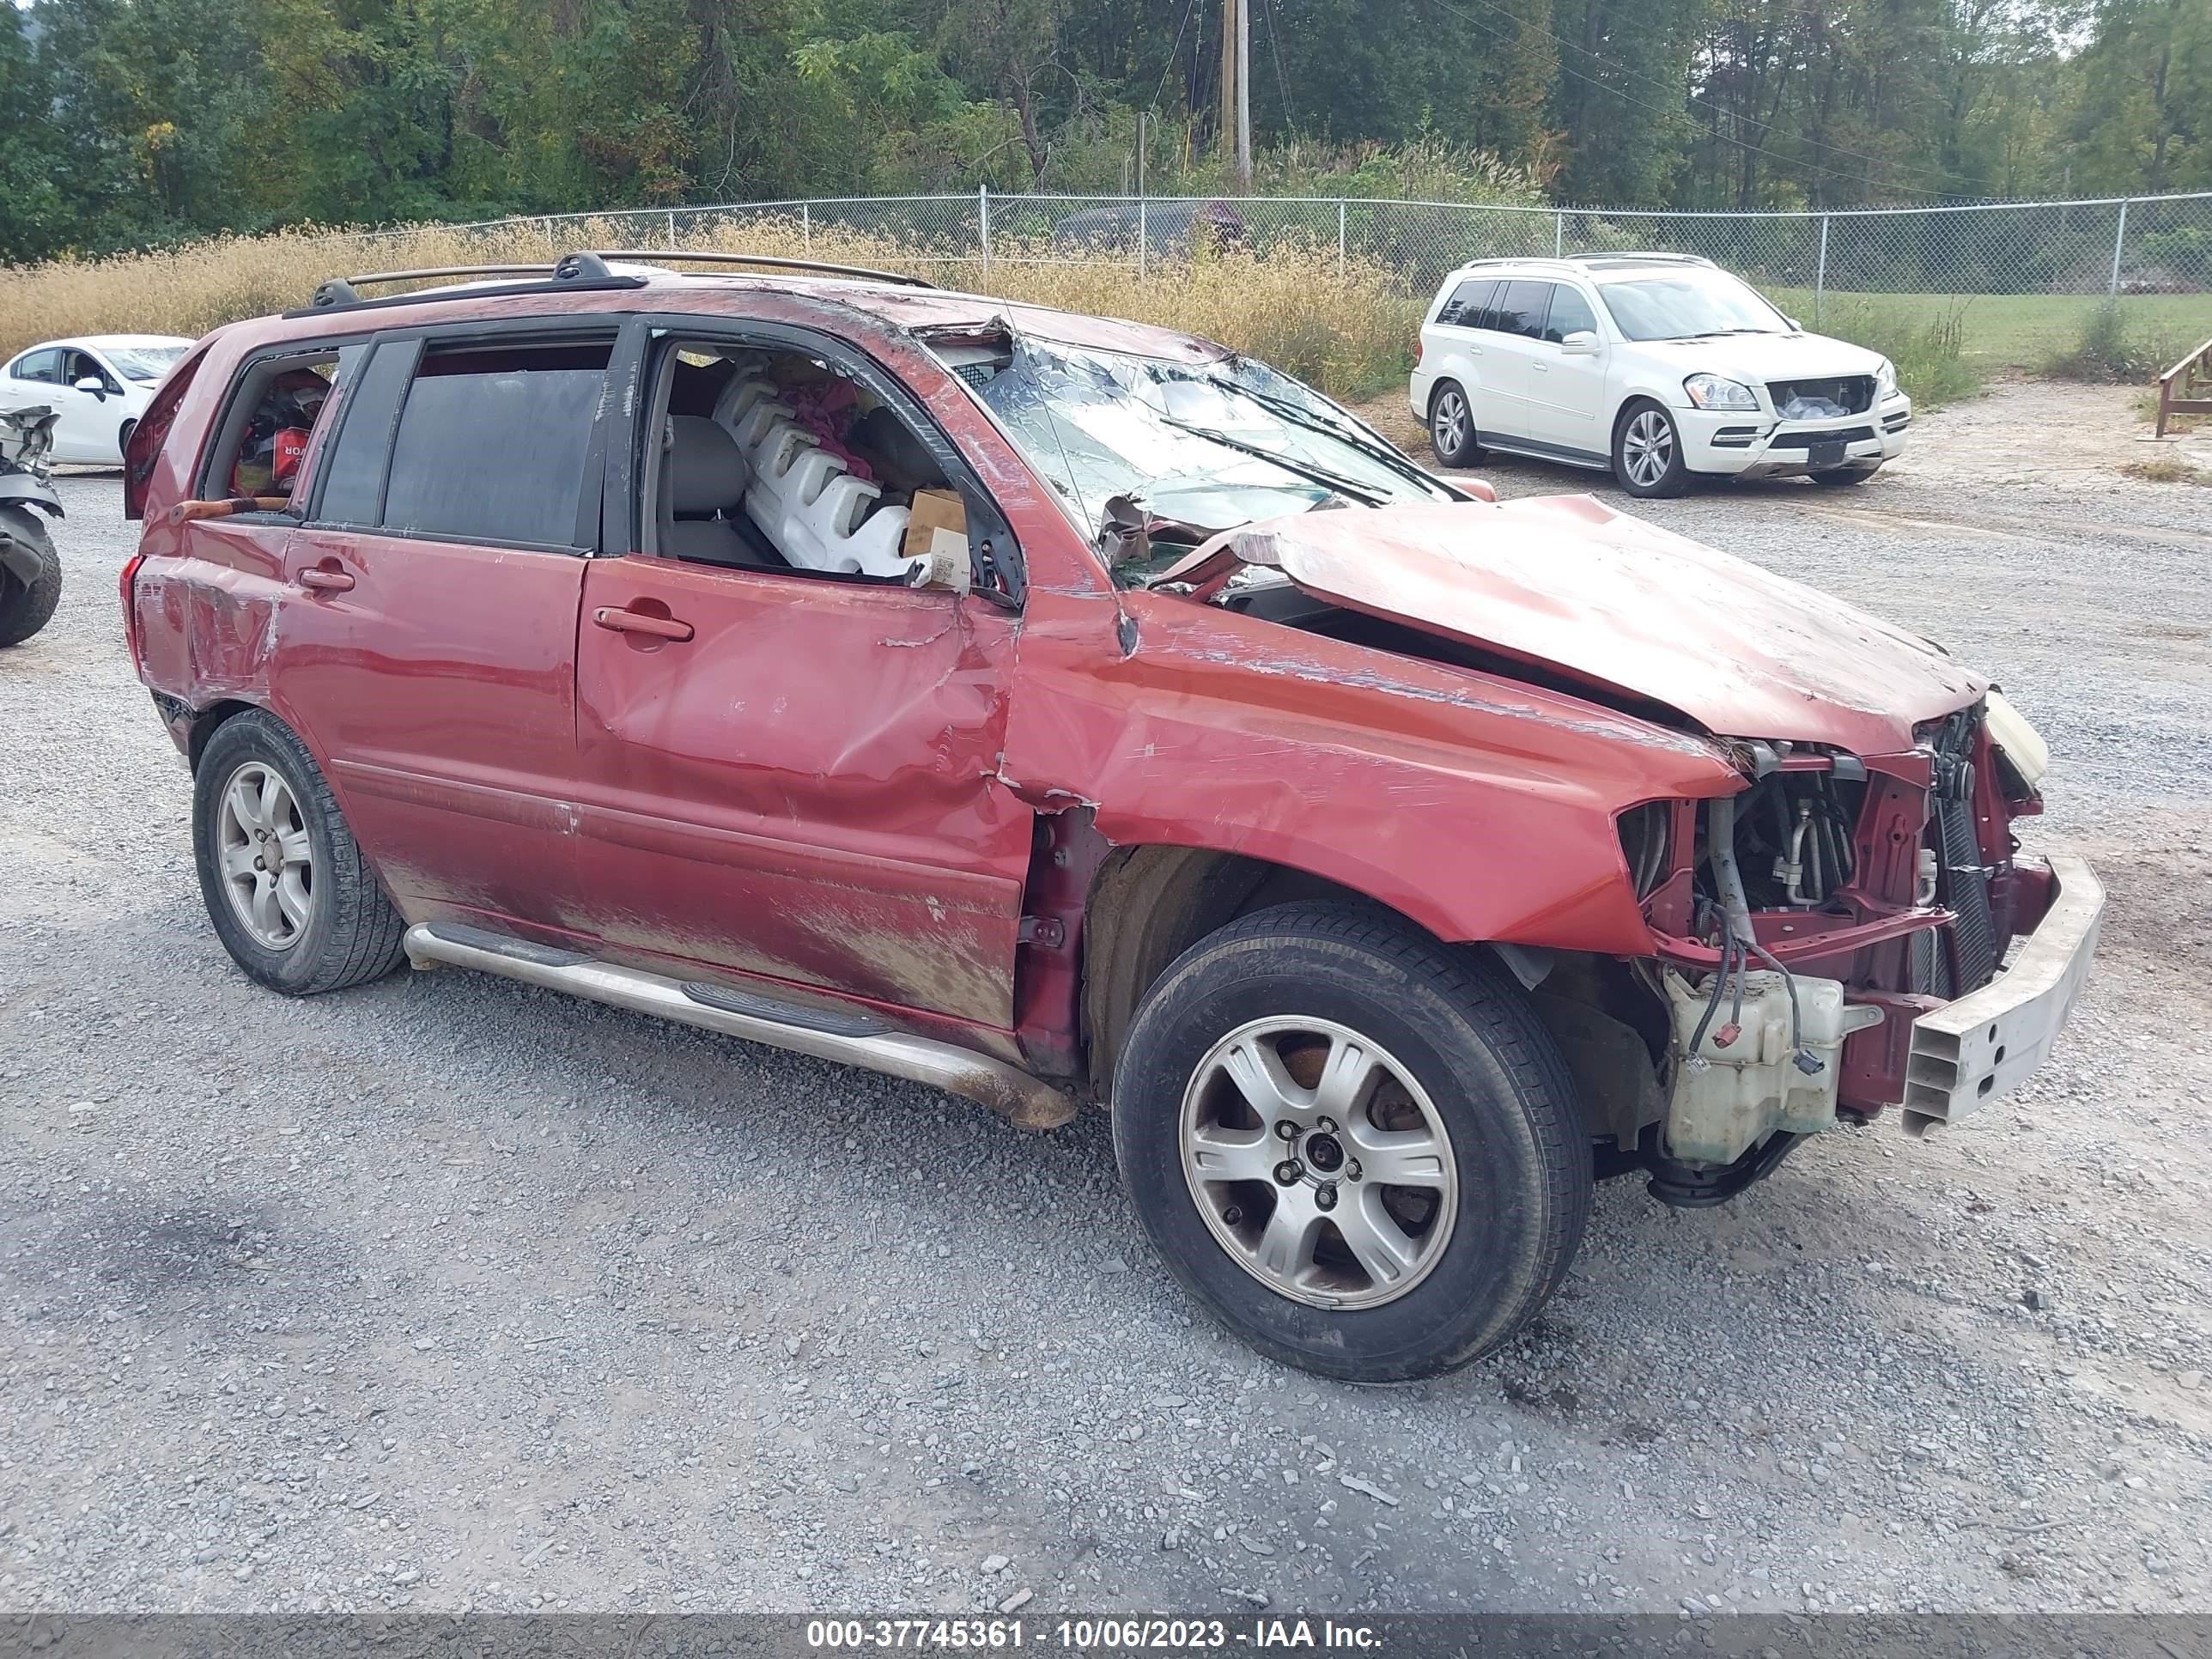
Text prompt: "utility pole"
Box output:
[[1219, 0, 1250, 191]]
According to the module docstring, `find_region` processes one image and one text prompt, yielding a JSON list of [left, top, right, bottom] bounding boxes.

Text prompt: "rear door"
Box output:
[[269, 325, 617, 935], [1472, 280, 1551, 442], [1522, 283, 1611, 459]]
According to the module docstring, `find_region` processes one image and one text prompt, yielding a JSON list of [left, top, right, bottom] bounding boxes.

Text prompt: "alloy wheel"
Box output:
[[1432, 389, 1469, 458], [1620, 409, 1674, 489], [1179, 1017, 1458, 1310], [216, 762, 314, 951]]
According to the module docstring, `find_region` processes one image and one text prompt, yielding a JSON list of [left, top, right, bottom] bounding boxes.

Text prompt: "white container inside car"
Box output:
[[1661, 969, 1885, 1166], [725, 381, 799, 454], [744, 418, 916, 579]]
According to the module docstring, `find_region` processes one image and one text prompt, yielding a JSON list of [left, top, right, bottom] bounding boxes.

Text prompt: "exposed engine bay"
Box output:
[[1123, 507, 2057, 1206]]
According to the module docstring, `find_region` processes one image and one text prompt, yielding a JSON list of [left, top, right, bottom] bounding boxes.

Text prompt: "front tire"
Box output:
[[1112, 903, 1590, 1382], [1427, 381, 1482, 469], [192, 709, 407, 995], [0, 506, 62, 647], [1613, 399, 1691, 498], [118, 419, 137, 464]]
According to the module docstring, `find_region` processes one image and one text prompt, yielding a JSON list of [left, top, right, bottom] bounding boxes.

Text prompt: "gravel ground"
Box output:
[[3, 386, 2208, 1620]]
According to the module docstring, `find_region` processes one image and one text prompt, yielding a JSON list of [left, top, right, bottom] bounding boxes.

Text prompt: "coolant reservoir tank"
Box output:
[[1661, 969, 1887, 1166]]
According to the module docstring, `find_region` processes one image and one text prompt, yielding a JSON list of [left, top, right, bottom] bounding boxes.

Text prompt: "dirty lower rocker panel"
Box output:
[[401, 924, 1074, 1130]]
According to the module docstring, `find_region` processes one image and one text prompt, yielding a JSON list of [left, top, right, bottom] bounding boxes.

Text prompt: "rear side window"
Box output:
[[1543, 285, 1599, 342], [12, 349, 62, 383], [1494, 282, 1551, 340], [380, 342, 611, 548], [1435, 279, 1495, 328]]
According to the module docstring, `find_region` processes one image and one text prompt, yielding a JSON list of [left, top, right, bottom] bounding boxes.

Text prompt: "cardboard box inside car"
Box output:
[[903, 489, 967, 562]]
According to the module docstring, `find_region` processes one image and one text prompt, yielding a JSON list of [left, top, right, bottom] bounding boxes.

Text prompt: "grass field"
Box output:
[[0, 218, 1420, 403], [1773, 287, 2212, 370]]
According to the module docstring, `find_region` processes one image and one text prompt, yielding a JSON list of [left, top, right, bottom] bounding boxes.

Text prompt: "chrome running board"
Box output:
[[403, 922, 1075, 1131]]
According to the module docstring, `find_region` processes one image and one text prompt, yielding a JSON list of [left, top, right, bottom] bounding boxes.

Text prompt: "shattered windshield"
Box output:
[[963, 338, 1453, 537], [106, 345, 188, 382]]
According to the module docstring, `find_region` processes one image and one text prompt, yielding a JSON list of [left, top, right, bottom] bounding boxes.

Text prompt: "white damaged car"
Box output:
[[1411, 252, 1911, 497]]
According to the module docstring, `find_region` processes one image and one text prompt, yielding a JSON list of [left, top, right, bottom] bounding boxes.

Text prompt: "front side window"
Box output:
[[1544, 285, 1600, 343], [65, 350, 118, 392], [638, 337, 957, 582], [1600, 270, 1790, 342], [379, 341, 611, 548]]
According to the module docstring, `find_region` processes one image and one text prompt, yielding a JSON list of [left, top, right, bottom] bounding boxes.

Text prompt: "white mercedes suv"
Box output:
[[1408, 253, 1911, 498]]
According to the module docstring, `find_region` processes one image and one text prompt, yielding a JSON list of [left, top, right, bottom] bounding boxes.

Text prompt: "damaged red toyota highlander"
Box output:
[[121, 253, 2101, 1382]]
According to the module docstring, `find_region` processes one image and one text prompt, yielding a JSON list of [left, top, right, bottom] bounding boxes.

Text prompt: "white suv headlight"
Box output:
[[1683, 373, 1759, 411], [1875, 357, 1899, 396]]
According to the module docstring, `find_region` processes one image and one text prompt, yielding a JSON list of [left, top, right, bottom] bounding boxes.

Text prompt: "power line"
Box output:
[[1420, 0, 1960, 197], [1424, 0, 1946, 201], [1260, 0, 1296, 131], [1148, 0, 1201, 115]]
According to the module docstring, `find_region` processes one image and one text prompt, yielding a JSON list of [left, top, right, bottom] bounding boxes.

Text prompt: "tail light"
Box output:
[[1414, 338, 1424, 363], [118, 551, 146, 678]]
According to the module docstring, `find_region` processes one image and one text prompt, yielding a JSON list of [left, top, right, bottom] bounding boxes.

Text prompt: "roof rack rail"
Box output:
[[306, 252, 633, 313], [581, 249, 937, 289], [1456, 255, 1576, 270], [1564, 251, 1715, 266]]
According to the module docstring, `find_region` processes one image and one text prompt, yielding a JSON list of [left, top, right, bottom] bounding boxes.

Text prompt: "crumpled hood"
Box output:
[[1170, 496, 1984, 755]]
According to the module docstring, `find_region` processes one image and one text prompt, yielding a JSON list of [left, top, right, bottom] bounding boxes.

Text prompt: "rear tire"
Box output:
[[1427, 381, 1482, 469], [192, 709, 407, 996], [1112, 902, 1590, 1382], [0, 506, 62, 647]]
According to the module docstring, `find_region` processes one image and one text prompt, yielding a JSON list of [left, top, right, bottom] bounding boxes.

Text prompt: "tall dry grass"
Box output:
[[0, 217, 1421, 399]]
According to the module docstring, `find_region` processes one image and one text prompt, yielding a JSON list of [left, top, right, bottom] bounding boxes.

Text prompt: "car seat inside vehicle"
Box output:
[[659, 415, 782, 568], [651, 344, 957, 582]]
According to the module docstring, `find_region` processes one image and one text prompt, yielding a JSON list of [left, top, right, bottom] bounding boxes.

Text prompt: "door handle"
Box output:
[[1531, 362, 1550, 374], [297, 566, 355, 592], [593, 606, 694, 642]]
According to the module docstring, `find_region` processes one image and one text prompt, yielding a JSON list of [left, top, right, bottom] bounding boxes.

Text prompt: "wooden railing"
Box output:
[[2155, 337, 2212, 437]]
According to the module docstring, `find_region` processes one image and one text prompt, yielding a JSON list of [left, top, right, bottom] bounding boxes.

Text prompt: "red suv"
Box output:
[[121, 251, 2101, 1382]]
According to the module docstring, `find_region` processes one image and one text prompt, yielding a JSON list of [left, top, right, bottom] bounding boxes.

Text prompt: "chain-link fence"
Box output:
[[367, 189, 2212, 367]]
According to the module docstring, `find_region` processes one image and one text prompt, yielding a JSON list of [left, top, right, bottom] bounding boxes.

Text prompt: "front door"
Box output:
[[568, 324, 1032, 1029], [1523, 283, 1612, 460], [573, 557, 1030, 1029]]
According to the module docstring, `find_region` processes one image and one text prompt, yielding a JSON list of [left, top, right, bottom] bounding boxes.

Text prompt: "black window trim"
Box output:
[[297, 315, 627, 557], [605, 312, 1027, 608], [194, 333, 378, 507]]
